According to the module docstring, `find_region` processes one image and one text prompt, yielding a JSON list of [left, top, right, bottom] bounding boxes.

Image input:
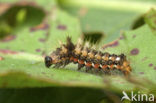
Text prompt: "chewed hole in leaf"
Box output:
[[83, 32, 104, 44], [0, 4, 46, 39], [131, 16, 145, 30]]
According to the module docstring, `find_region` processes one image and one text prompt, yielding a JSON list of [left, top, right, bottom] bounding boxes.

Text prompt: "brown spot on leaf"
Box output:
[[39, 38, 46, 42], [0, 56, 4, 61], [112, 41, 119, 46], [154, 67, 156, 70], [149, 63, 153, 67], [57, 24, 67, 30], [130, 48, 139, 55], [30, 24, 49, 32], [0, 35, 16, 42], [36, 49, 41, 52], [139, 72, 144, 75], [132, 34, 136, 38], [0, 49, 17, 54], [103, 40, 119, 49]]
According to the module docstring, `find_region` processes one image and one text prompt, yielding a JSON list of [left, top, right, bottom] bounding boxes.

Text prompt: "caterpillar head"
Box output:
[[44, 48, 62, 68], [45, 56, 52, 68], [44, 37, 75, 68]]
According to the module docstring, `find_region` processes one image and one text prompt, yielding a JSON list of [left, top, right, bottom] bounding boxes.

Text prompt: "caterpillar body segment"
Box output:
[[45, 37, 132, 76]]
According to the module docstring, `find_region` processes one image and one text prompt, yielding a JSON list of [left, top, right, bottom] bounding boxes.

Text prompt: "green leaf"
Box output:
[[0, 87, 111, 103], [1, 25, 156, 94], [58, 0, 156, 44], [103, 24, 156, 87], [144, 8, 156, 34], [45, 9, 82, 53], [0, 6, 81, 55], [0, 4, 46, 39], [0, 5, 156, 93], [0, 53, 103, 88], [0, 1, 156, 102]]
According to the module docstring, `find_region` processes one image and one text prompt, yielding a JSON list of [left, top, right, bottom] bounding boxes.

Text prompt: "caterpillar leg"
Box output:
[[94, 68, 101, 74], [53, 63, 62, 68], [105, 67, 111, 75], [78, 59, 85, 70], [78, 64, 84, 70], [85, 66, 92, 72]]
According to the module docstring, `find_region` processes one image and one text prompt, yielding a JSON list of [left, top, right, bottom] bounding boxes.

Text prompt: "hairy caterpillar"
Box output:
[[45, 37, 132, 76]]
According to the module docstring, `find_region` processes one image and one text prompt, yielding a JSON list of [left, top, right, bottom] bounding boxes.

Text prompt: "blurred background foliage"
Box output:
[[0, 0, 156, 103]]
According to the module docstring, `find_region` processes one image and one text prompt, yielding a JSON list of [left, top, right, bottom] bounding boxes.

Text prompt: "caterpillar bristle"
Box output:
[[84, 42, 90, 48], [58, 40, 63, 46], [77, 38, 83, 45], [45, 37, 132, 76]]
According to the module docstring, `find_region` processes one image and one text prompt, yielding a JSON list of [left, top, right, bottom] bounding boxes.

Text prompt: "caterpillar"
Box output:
[[45, 37, 132, 76]]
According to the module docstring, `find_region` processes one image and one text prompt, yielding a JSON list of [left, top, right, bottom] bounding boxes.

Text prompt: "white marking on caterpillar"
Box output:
[[116, 57, 120, 61]]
